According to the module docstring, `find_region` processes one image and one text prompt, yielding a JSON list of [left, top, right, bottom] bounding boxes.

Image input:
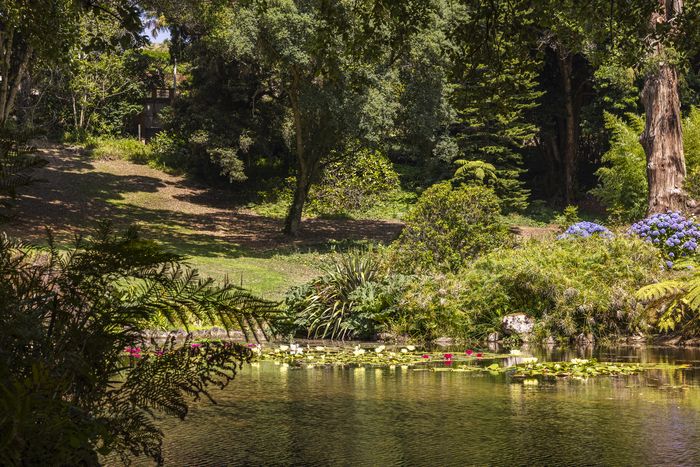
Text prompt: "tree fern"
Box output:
[[0, 224, 279, 464], [636, 262, 700, 333], [452, 159, 498, 186]]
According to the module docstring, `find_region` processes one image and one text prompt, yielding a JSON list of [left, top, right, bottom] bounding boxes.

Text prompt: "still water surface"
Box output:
[[135, 346, 700, 466]]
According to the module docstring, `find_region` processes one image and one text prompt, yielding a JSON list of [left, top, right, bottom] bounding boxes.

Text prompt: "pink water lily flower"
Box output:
[[191, 343, 202, 348], [466, 349, 473, 356]]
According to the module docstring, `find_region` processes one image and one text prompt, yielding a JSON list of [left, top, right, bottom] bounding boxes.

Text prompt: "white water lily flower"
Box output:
[[353, 348, 366, 356], [315, 346, 325, 351], [521, 357, 538, 363], [509, 349, 522, 356], [407, 345, 416, 351], [279, 345, 289, 351], [570, 358, 589, 365], [374, 345, 386, 353], [400, 348, 408, 354]]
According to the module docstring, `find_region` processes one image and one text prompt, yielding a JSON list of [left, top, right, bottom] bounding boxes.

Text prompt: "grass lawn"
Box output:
[[4, 144, 403, 300]]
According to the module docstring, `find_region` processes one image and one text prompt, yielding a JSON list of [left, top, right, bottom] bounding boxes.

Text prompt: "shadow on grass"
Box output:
[[5, 147, 403, 261], [111, 203, 402, 260]]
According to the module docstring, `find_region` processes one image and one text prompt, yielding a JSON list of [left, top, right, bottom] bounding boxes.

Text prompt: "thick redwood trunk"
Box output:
[[558, 53, 577, 205], [641, 63, 686, 213], [640, 0, 686, 214]]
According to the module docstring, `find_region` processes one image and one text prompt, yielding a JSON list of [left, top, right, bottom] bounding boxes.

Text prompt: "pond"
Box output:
[[132, 346, 700, 466]]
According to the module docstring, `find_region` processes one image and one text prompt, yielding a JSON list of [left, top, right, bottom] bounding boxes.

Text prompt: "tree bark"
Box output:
[[558, 51, 577, 205], [284, 166, 312, 236], [283, 69, 312, 236], [641, 0, 687, 214]]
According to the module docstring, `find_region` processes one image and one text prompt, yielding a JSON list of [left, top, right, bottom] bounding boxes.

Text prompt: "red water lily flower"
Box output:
[[422, 354, 430, 359], [444, 353, 453, 360], [476, 353, 483, 358]]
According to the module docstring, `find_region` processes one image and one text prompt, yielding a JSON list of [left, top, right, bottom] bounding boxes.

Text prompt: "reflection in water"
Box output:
[[127, 347, 700, 466]]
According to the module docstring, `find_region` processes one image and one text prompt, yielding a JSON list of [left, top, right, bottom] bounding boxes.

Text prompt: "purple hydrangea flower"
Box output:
[[629, 211, 700, 268], [558, 221, 613, 240]]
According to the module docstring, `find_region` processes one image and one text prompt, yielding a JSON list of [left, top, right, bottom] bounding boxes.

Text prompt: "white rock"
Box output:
[[502, 313, 535, 336]]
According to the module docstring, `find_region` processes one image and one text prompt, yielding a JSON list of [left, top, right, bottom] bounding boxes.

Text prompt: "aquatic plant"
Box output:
[[255, 344, 507, 367], [629, 211, 700, 267], [252, 346, 689, 379], [558, 221, 613, 239], [508, 359, 688, 378]]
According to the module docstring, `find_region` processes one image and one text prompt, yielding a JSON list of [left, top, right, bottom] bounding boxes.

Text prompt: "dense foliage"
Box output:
[[390, 183, 511, 272], [0, 226, 279, 464], [283, 250, 410, 340], [593, 109, 700, 222], [397, 237, 662, 342], [0, 133, 46, 217], [637, 259, 700, 334]]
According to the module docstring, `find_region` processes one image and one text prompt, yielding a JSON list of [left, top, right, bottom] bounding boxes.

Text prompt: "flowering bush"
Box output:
[[629, 212, 700, 267], [558, 221, 613, 239]]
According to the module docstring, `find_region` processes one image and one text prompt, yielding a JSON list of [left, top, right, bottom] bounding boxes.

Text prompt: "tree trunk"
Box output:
[[640, 0, 686, 214], [284, 167, 312, 236], [283, 70, 310, 236], [558, 52, 577, 205], [641, 63, 686, 213]]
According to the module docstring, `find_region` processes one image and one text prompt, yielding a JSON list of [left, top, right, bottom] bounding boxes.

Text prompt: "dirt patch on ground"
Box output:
[[3, 145, 404, 250], [510, 225, 561, 240]]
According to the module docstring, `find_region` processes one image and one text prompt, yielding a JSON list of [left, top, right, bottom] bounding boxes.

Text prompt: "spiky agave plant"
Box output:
[[0, 225, 279, 465], [290, 250, 381, 340], [636, 260, 700, 333]]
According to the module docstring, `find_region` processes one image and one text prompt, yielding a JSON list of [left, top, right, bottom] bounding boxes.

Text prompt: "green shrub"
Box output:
[[84, 136, 152, 164], [252, 151, 409, 220], [148, 131, 191, 172], [398, 237, 663, 341], [390, 182, 511, 272], [683, 107, 700, 199], [283, 250, 413, 340], [309, 149, 400, 215], [590, 112, 647, 223]]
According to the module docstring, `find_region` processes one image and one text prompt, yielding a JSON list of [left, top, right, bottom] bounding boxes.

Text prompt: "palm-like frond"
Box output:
[[295, 250, 380, 340], [452, 159, 498, 184], [636, 263, 700, 332], [0, 225, 275, 464]]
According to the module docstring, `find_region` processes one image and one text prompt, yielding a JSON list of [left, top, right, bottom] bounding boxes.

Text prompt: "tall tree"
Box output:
[[0, 0, 142, 128], [641, 0, 687, 213]]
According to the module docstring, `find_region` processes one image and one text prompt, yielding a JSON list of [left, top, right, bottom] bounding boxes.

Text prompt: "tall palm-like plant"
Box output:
[[0, 225, 279, 465]]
